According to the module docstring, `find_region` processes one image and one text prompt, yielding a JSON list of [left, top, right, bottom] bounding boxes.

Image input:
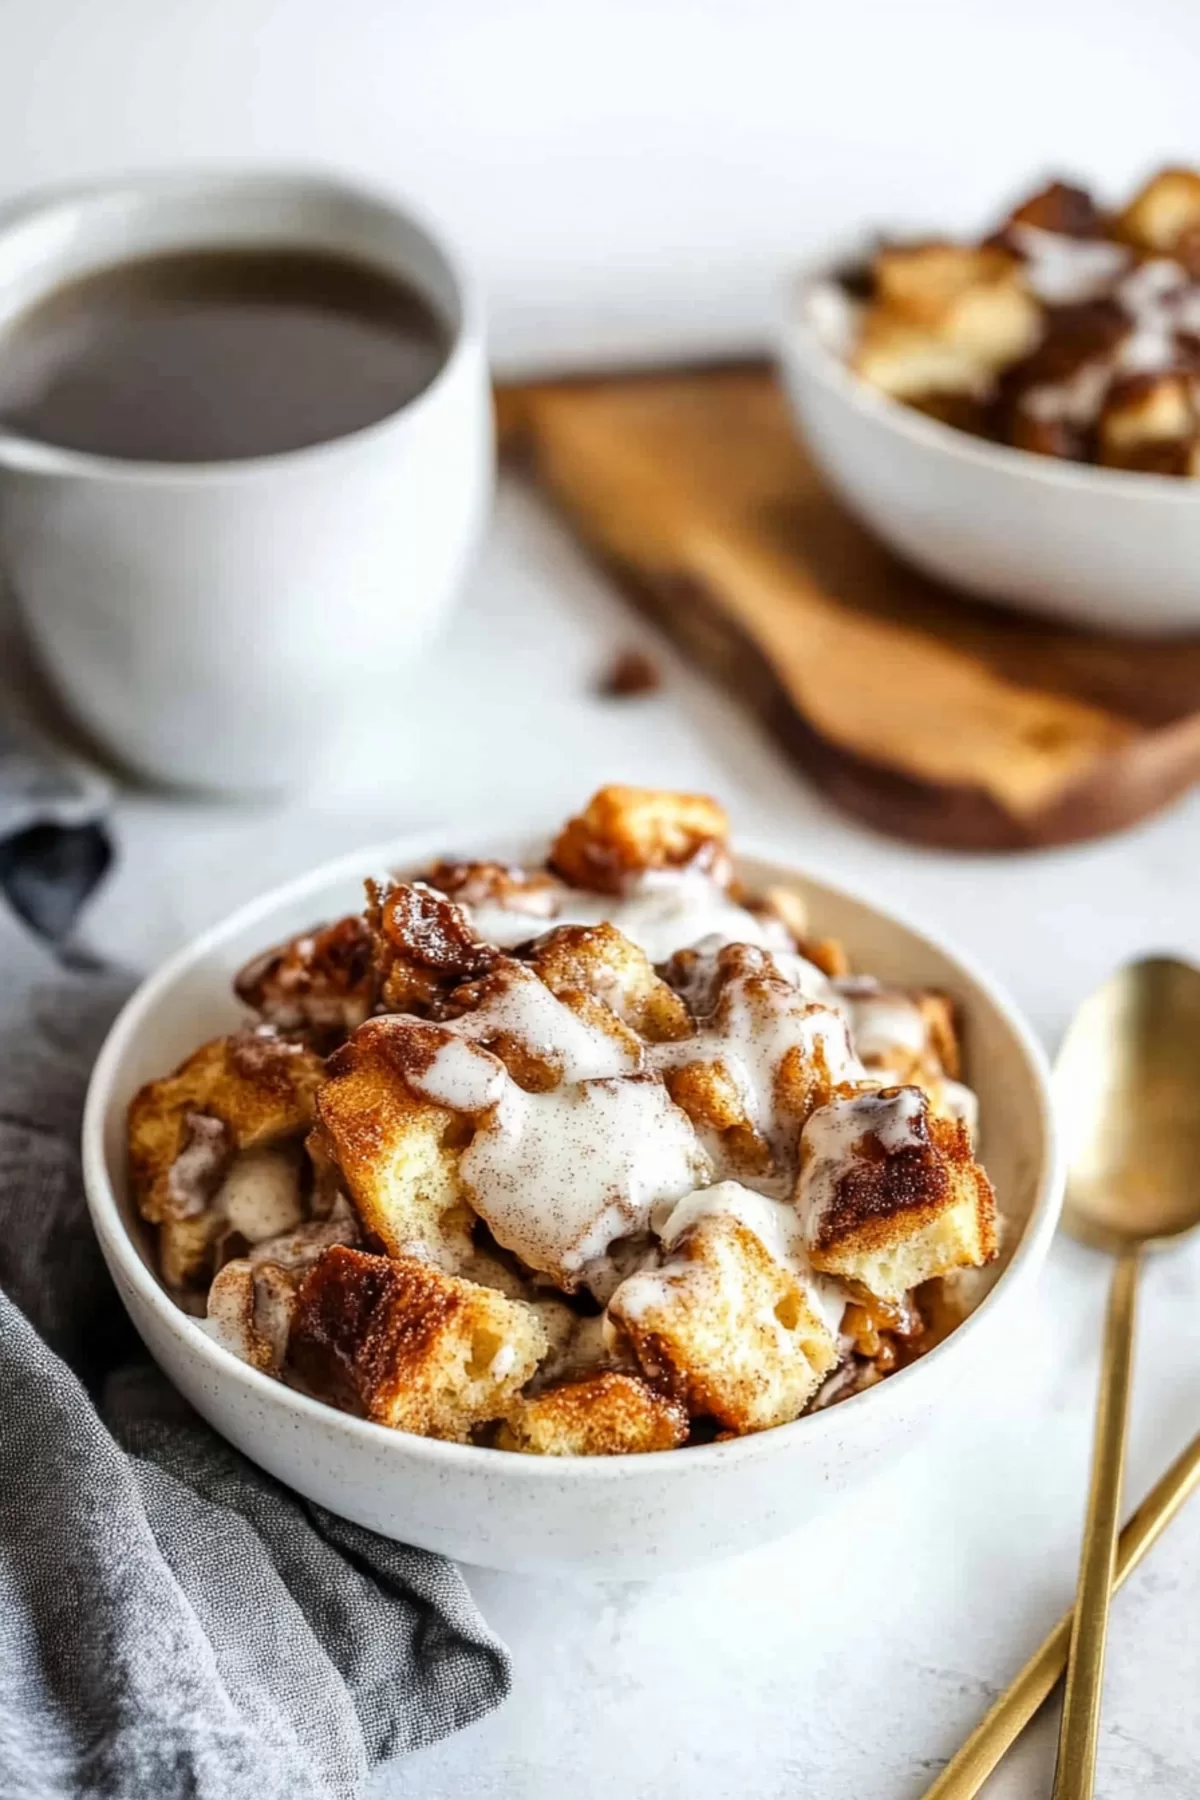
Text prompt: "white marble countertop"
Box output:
[[57, 479, 1200, 1798]]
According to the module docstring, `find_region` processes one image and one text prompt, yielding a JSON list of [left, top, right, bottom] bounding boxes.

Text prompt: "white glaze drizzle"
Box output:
[[411, 1036, 509, 1113], [650, 971, 862, 1188], [459, 1075, 710, 1287], [1008, 225, 1130, 306], [213, 1147, 305, 1244], [834, 978, 929, 1067], [446, 963, 640, 1081], [461, 866, 793, 964]]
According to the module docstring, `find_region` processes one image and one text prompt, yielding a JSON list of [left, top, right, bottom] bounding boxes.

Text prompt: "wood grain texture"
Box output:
[[498, 366, 1200, 850]]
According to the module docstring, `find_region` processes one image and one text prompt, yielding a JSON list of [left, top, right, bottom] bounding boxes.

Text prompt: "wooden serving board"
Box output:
[[497, 365, 1200, 851]]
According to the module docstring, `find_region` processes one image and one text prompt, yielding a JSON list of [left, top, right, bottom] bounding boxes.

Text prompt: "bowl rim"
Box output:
[[781, 238, 1200, 504], [82, 821, 1065, 1481]]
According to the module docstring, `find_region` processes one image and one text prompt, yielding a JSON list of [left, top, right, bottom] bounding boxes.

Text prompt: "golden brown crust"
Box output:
[[548, 784, 729, 893], [128, 1031, 324, 1225], [234, 914, 375, 1049], [287, 1244, 546, 1439], [497, 1372, 688, 1455]]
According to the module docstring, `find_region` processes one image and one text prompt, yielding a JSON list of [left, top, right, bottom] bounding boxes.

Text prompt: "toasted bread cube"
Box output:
[[853, 314, 996, 400], [159, 1208, 226, 1289], [1116, 168, 1200, 253], [288, 1245, 547, 1440], [1002, 179, 1105, 239], [801, 1088, 996, 1302], [128, 1032, 325, 1225], [315, 1017, 476, 1268], [872, 242, 1041, 364], [549, 785, 729, 893], [608, 1214, 838, 1434], [652, 943, 860, 1185], [526, 922, 691, 1043], [1099, 374, 1196, 469], [368, 879, 498, 1015], [204, 1257, 300, 1374], [497, 1372, 688, 1455], [234, 914, 375, 1048]]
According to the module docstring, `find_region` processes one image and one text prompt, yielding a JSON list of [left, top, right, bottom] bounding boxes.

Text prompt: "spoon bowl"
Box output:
[[1055, 955, 1200, 1253]]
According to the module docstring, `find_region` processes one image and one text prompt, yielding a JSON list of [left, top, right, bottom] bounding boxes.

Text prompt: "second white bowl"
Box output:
[[779, 249, 1200, 635]]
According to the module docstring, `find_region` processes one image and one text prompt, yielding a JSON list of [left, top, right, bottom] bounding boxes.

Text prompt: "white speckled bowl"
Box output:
[[82, 828, 1062, 1577], [778, 246, 1200, 635]]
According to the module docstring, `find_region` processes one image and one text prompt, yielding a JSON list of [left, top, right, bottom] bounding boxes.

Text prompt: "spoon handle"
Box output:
[[918, 1425, 1200, 1799], [1052, 1248, 1141, 1800]]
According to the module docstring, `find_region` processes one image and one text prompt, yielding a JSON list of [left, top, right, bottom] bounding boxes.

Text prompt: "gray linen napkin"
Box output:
[[0, 740, 510, 1800]]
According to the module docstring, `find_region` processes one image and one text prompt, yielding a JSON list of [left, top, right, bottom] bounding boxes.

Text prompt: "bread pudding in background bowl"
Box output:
[[779, 168, 1200, 635], [83, 788, 1061, 1575]]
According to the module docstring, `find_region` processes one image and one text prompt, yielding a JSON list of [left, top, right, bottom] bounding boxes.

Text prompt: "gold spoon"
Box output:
[[921, 954, 1200, 1800], [1049, 955, 1200, 1799]]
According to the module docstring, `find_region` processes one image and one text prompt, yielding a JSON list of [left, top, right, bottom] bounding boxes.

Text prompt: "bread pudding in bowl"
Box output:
[[84, 787, 1060, 1573]]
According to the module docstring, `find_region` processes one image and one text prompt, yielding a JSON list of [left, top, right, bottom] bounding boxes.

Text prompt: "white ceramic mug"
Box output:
[[0, 171, 494, 791]]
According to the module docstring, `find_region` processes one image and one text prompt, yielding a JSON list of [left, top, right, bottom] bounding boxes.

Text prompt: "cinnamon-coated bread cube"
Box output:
[[1116, 167, 1200, 254], [607, 1214, 838, 1435], [525, 921, 692, 1044], [128, 1031, 324, 1225], [1001, 179, 1105, 239], [287, 1245, 547, 1440], [871, 241, 1041, 364], [159, 1209, 227, 1290], [652, 942, 860, 1187], [497, 1372, 688, 1455], [1098, 374, 1197, 470], [801, 1087, 996, 1302], [853, 314, 997, 400], [368, 879, 498, 1015], [548, 785, 729, 893], [413, 858, 563, 934], [234, 913, 375, 1049], [836, 978, 962, 1083], [314, 1018, 476, 1268]]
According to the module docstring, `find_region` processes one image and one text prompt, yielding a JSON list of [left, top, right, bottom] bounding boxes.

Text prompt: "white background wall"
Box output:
[[0, 0, 1195, 373]]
